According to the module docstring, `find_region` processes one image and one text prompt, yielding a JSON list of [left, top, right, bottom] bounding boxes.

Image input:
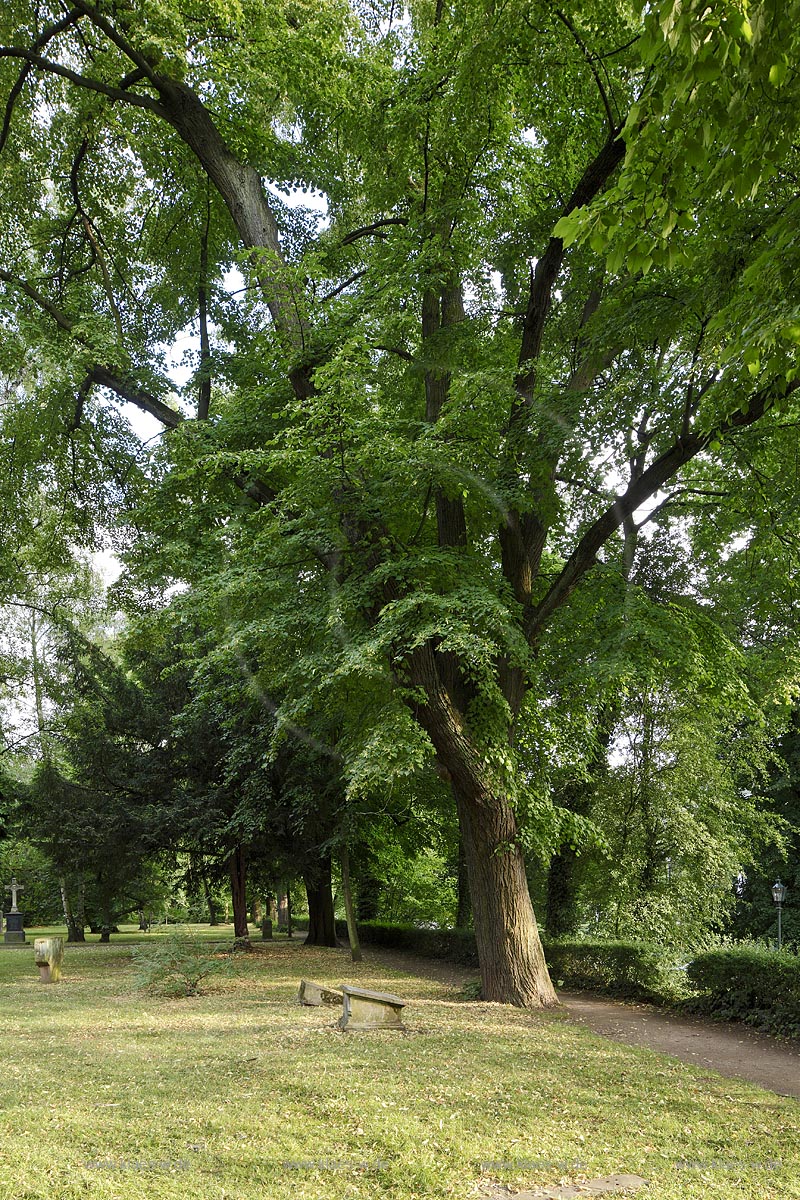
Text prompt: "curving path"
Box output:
[[560, 990, 800, 1099], [365, 947, 800, 1100]]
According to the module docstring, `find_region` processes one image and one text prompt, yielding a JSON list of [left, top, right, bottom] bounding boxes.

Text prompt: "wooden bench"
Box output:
[[297, 979, 343, 1007], [34, 936, 63, 984], [337, 984, 406, 1031]]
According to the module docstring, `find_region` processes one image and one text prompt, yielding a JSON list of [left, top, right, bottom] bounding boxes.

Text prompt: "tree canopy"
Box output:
[[0, 0, 798, 1001]]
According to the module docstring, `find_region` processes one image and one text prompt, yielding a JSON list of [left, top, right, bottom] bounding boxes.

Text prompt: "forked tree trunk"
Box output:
[[454, 780, 557, 1007], [303, 857, 337, 946], [228, 846, 249, 940]]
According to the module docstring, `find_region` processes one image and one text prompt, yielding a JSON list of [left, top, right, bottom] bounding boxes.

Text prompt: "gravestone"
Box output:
[[298, 979, 343, 1006], [337, 984, 406, 1031], [3, 877, 26, 944], [34, 937, 64, 983]]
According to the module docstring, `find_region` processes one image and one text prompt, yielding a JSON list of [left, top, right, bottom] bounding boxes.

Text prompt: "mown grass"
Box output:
[[0, 925, 798, 1200]]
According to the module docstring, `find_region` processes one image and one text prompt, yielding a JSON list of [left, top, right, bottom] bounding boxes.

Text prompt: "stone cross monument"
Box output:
[[6, 876, 24, 911], [4, 876, 26, 943]]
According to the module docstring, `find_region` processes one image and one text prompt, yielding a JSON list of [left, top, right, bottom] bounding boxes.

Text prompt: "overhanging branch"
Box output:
[[528, 381, 798, 639]]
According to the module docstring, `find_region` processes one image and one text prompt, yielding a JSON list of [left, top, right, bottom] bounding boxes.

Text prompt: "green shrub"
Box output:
[[543, 938, 677, 1002], [337, 921, 675, 1001], [685, 944, 800, 1038], [351, 920, 480, 966], [131, 929, 233, 997]]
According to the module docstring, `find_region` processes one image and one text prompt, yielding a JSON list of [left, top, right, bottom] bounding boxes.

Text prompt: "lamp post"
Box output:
[[771, 879, 787, 951]]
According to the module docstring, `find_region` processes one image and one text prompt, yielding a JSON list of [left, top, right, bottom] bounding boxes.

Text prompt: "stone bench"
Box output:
[[297, 979, 343, 1007], [337, 984, 406, 1031], [34, 936, 64, 984]]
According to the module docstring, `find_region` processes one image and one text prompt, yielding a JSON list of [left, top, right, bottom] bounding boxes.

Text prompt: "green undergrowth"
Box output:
[[685, 944, 800, 1039], [332, 920, 684, 1003], [0, 925, 797, 1200]]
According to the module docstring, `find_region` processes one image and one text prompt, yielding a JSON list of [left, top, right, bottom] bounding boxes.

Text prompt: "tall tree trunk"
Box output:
[[408, 647, 557, 1007], [340, 846, 362, 962], [286, 885, 293, 940], [228, 845, 249, 940], [455, 780, 557, 1006], [456, 834, 472, 928], [303, 857, 337, 947], [201, 862, 219, 925]]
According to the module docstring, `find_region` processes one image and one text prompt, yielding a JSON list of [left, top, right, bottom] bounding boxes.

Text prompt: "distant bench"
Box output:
[[34, 936, 63, 984]]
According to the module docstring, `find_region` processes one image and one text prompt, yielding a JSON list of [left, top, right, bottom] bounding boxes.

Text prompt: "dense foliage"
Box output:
[[686, 944, 800, 1039], [0, 0, 798, 1001]]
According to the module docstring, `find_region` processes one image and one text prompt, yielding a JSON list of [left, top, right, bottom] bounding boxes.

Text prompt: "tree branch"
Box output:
[[554, 9, 616, 133], [0, 10, 82, 153], [528, 381, 798, 639], [339, 217, 408, 247], [0, 47, 168, 117]]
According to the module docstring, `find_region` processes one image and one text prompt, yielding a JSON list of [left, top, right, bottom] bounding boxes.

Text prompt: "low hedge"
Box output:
[[350, 920, 480, 966], [332, 921, 673, 1001], [543, 938, 676, 1003], [685, 945, 800, 1039]]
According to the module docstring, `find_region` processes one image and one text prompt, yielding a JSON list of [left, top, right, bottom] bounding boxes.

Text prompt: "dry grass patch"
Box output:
[[0, 928, 797, 1199]]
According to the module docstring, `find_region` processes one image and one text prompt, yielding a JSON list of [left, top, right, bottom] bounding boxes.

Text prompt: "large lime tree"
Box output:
[[0, 0, 797, 1003]]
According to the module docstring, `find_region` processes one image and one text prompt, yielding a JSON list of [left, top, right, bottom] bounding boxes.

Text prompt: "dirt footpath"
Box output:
[[560, 991, 800, 1099], [366, 947, 800, 1099]]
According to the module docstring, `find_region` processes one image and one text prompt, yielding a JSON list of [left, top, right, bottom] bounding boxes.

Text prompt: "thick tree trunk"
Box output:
[[340, 846, 363, 963], [546, 846, 582, 938], [228, 845, 249, 940], [456, 834, 472, 928], [455, 780, 557, 1006], [303, 857, 337, 947], [408, 646, 557, 1007]]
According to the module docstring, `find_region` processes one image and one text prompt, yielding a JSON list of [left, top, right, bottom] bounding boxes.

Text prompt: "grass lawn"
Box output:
[[0, 925, 798, 1200]]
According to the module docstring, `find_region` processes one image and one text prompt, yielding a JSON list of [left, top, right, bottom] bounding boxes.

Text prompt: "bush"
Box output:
[[685, 944, 800, 1038], [343, 920, 480, 966], [336, 921, 675, 1001], [543, 938, 677, 1003], [131, 929, 233, 997]]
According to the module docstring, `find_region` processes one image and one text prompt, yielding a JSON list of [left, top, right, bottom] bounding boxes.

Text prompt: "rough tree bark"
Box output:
[[228, 845, 249, 940], [303, 856, 337, 947]]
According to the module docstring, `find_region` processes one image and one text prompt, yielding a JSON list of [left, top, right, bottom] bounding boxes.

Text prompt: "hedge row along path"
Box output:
[[367, 949, 800, 1100]]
